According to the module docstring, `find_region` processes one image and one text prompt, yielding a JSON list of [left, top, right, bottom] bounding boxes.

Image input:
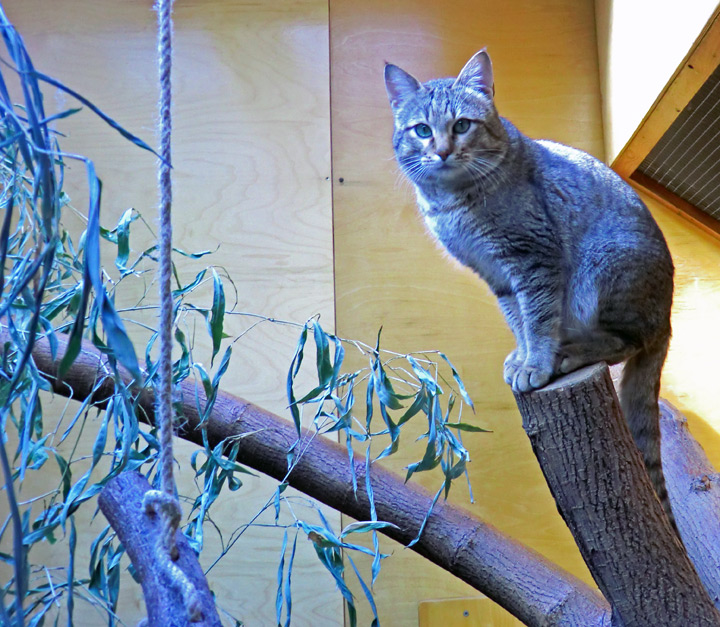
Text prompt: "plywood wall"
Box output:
[[330, 0, 604, 624], [1, 0, 339, 625], [647, 191, 720, 459]]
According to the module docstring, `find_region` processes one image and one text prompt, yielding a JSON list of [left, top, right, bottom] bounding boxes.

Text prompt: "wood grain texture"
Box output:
[[330, 1, 604, 624], [630, 171, 720, 241], [0, 0, 337, 625], [418, 597, 522, 627], [637, 189, 720, 471]]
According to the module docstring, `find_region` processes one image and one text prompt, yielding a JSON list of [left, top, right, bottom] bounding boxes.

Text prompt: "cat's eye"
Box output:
[[453, 118, 471, 134], [414, 123, 433, 139]]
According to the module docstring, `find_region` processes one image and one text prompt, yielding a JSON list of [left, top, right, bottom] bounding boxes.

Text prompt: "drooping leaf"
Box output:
[[172, 268, 207, 298], [397, 387, 427, 427], [407, 355, 439, 394], [33, 70, 160, 159], [286, 324, 309, 434], [446, 421, 491, 433], [283, 532, 297, 627], [347, 554, 380, 627], [67, 516, 76, 621], [208, 268, 225, 364], [112, 208, 137, 275], [439, 352, 475, 411], [339, 520, 399, 538], [407, 483, 444, 548], [275, 529, 288, 626], [405, 436, 443, 482], [372, 360, 404, 411], [53, 452, 71, 501], [313, 320, 333, 386]]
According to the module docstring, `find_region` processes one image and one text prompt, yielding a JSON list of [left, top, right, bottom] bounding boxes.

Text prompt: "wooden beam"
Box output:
[[613, 6, 720, 178], [629, 171, 720, 242]]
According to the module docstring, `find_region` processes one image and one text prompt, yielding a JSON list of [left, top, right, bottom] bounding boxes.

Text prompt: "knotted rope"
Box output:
[[142, 0, 202, 621]]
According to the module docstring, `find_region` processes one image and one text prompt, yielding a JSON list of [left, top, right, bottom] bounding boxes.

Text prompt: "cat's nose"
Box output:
[[436, 149, 451, 161]]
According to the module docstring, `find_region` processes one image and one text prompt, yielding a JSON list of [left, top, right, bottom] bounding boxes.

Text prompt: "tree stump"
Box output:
[[514, 363, 720, 626]]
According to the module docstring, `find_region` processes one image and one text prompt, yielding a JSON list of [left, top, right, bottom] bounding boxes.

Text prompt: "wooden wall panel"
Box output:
[[330, 0, 603, 624], [639, 189, 720, 459], [1, 1, 338, 625], [419, 597, 521, 626]]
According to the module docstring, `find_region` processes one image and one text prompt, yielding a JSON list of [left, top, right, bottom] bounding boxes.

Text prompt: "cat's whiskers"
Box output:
[[393, 164, 417, 193], [401, 157, 433, 185], [464, 158, 508, 208], [397, 154, 420, 172], [460, 161, 490, 207], [403, 164, 428, 184], [465, 159, 501, 192]]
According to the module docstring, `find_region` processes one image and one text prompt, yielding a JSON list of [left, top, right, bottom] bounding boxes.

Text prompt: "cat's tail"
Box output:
[[620, 335, 677, 533]]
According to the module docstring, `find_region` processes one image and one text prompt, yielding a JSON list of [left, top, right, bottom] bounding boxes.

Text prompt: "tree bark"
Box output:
[[98, 471, 222, 627], [661, 399, 720, 607], [16, 330, 720, 625], [514, 363, 720, 626], [15, 328, 611, 626]]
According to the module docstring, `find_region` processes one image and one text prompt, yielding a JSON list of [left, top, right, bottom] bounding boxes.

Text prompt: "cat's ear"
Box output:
[[384, 63, 422, 109], [453, 48, 494, 97]]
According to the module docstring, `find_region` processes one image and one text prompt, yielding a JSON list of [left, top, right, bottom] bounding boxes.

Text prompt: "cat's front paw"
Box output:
[[504, 352, 553, 393], [503, 351, 524, 386], [510, 365, 552, 393]]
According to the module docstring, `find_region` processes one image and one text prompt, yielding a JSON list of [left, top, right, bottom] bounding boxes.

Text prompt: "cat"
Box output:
[[384, 49, 675, 527]]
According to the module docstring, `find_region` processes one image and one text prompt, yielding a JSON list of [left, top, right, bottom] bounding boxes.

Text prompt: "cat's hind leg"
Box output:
[[557, 330, 638, 374]]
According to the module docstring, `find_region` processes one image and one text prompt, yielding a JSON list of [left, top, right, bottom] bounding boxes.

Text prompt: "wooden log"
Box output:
[[514, 363, 720, 626], [661, 399, 720, 607], [14, 328, 611, 626], [98, 472, 222, 627]]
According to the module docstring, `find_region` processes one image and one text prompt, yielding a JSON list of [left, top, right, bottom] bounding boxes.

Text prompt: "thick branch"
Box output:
[[514, 363, 720, 626], [98, 472, 222, 627], [661, 399, 720, 607], [19, 329, 610, 626]]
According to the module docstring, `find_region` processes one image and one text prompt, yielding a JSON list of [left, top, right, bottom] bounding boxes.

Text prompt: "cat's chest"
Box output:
[[417, 194, 511, 291]]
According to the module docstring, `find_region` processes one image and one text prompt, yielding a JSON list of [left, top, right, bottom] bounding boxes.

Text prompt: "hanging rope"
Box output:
[[142, 0, 203, 621], [154, 0, 177, 509]]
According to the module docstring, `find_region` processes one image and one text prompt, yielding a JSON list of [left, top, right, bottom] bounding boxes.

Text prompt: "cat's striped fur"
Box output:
[[384, 49, 675, 527]]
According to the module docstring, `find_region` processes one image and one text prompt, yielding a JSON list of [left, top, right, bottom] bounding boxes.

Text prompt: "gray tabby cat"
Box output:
[[384, 49, 675, 524]]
